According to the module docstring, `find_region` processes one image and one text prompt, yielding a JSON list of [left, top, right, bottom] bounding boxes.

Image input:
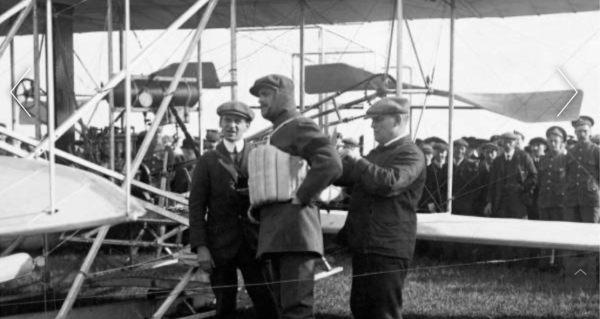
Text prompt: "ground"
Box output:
[[1, 243, 598, 318]]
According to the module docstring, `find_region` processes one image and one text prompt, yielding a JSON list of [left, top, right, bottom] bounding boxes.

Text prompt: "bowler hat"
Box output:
[[216, 101, 254, 121], [365, 97, 410, 118]]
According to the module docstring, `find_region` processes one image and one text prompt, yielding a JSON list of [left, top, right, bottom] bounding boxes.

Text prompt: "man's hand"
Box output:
[[339, 147, 360, 161], [196, 246, 214, 273], [291, 195, 303, 205], [483, 203, 493, 217]]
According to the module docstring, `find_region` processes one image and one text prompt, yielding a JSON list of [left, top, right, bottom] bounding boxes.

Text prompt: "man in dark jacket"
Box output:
[[337, 97, 426, 319], [565, 116, 600, 223], [484, 132, 537, 219], [249, 74, 343, 319], [451, 138, 480, 215], [188, 101, 277, 319]]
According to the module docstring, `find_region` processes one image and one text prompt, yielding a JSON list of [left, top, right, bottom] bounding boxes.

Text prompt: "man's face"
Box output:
[[434, 150, 447, 163], [454, 145, 466, 160], [371, 115, 400, 145], [503, 138, 517, 153], [575, 125, 591, 142], [258, 87, 277, 118], [219, 114, 249, 142], [530, 143, 546, 157], [484, 149, 497, 162], [547, 135, 564, 152]]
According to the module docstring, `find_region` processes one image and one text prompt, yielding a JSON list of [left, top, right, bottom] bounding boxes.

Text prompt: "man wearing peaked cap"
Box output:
[[335, 95, 425, 319], [250, 74, 343, 319], [565, 115, 600, 223], [189, 101, 277, 319], [546, 126, 567, 142]]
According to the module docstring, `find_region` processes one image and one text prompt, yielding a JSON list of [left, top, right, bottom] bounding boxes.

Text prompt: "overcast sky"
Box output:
[[0, 10, 598, 146]]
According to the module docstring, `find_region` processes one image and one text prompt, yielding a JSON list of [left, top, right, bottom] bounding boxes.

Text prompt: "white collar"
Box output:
[[383, 132, 409, 147], [223, 139, 244, 153], [505, 149, 515, 160]]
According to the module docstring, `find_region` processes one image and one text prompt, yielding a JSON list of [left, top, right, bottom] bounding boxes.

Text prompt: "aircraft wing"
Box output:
[[0, 156, 145, 237], [321, 210, 600, 252], [2, 0, 598, 35]]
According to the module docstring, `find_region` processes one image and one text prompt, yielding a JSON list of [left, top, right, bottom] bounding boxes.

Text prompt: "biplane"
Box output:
[[0, 0, 599, 318]]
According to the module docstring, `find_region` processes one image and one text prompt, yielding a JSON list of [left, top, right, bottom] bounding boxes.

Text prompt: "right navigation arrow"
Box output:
[[574, 269, 587, 276]]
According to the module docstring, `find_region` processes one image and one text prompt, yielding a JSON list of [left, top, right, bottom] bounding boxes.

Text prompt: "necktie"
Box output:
[[231, 147, 240, 164]]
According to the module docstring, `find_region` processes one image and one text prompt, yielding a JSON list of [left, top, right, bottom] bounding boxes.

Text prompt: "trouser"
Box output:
[[538, 207, 564, 221], [351, 253, 409, 319], [563, 206, 600, 223], [263, 252, 316, 319], [210, 242, 278, 319], [496, 192, 528, 219]]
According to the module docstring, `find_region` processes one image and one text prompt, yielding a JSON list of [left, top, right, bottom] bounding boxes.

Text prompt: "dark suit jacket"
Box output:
[[257, 110, 342, 257], [488, 149, 537, 216], [188, 141, 258, 266], [336, 136, 426, 260]]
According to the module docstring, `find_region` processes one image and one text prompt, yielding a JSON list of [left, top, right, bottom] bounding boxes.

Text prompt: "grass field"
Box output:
[[313, 249, 599, 319]]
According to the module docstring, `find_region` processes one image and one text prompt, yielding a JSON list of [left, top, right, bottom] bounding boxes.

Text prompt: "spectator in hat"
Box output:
[[538, 126, 568, 222], [421, 144, 434, 166], [565, 116, 599, 223], [189, 101, 278, 319], [203, 129, 220, 153], [250, 74, 342, 319], [336, 96, 425, 319], [527, 137, 548, 220], [513, 130, 525, 150], [474, 142, 498, 216], [484, 131, 537, 219], [419, 142, 448, 212], [451, 138, 480, 215]]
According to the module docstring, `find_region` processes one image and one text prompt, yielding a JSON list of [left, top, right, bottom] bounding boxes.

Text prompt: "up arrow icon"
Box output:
[[574, 269, 587, 276]]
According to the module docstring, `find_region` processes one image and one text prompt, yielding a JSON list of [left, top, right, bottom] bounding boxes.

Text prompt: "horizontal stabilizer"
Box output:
[[305, 63, 424, 94], [456, 90, 583, 122]]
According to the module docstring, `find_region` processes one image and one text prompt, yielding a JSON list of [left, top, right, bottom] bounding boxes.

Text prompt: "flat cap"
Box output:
[[546, 126, 567, 141], [501, 131, 519, 140], [421, 144, 434, 154], [529, 137, 547, 147], [453, 138, 469, 148], [571, 115, 594, 128], [216, 101, 254, 121], [433, 142, 448, 152], [365, 97, 410, 118], [250, 74, 294, 97], [513, 130, 525, 140], [480, 142, 498, 152], [342, 137, 360, 147]]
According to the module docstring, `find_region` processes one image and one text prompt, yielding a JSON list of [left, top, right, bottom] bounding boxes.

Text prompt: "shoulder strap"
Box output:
[[268, 116, 299, 144]]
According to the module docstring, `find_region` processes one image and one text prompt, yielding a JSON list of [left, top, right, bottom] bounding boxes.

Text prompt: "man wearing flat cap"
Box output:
[[421, 144, 434, 166], [474, 142, 498, 216], [419, 142, 448, 213], [485, 131, 537, 219], [189, 101, 277, 319], [250, 74, 342, 319], [526, 137, 548, 220], [451, 138, 480, 216], [336, 97, 425, 319], [565, 115, 600, 223]]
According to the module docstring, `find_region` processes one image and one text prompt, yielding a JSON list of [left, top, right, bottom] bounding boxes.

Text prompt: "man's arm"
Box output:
[[349, 146, 425, 197], [293, 119, 343, 205], [188, 155, 210, 250]]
